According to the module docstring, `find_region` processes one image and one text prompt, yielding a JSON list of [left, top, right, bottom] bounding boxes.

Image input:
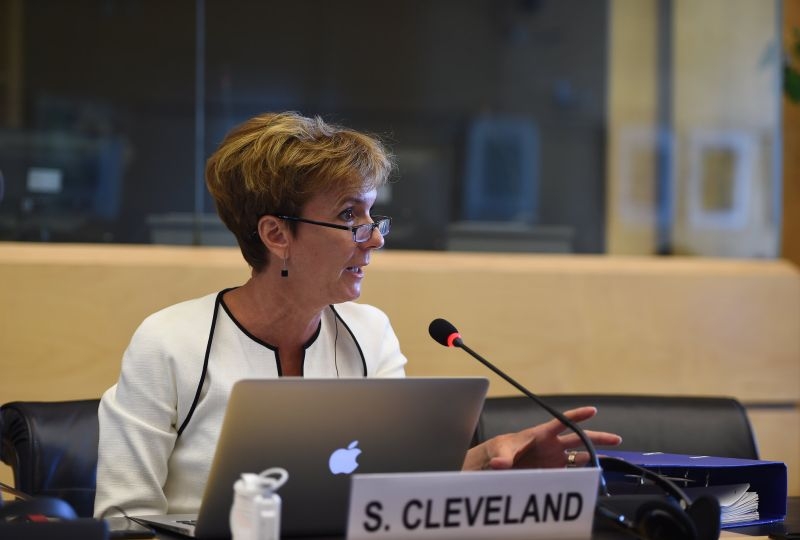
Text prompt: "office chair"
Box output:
[[474, 394, 759, 459], [0, 399, 100, 517]]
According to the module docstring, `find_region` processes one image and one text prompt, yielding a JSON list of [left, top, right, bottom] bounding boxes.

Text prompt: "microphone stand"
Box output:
[[451, 338, 696, 539], [430, 319, 715, 539]]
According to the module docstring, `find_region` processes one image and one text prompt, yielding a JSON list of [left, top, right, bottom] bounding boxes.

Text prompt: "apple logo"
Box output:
[[328, 440, 362, 474]]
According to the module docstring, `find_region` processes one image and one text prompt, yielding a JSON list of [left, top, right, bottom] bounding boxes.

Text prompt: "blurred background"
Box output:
[[0, 0, 796, 262]]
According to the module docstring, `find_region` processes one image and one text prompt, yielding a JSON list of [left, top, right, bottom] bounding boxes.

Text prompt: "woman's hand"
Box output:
[[462, 406, 622, 471]]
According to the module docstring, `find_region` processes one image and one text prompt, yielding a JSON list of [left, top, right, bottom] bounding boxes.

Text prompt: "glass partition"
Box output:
[[0, 0, 782, 257]]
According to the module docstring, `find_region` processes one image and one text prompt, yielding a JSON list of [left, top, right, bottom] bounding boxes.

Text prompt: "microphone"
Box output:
[[428, 318, 605, 488], [428, 317, 720, 540]]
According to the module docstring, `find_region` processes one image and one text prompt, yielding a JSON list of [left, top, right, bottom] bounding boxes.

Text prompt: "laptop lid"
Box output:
[[194, 377, 488, 539]]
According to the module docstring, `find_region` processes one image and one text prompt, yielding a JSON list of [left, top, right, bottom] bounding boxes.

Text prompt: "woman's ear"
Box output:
[[256, 215, 290, 259]]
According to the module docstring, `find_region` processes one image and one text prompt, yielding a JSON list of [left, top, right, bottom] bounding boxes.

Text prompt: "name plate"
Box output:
[[346, 468, 600, 540]]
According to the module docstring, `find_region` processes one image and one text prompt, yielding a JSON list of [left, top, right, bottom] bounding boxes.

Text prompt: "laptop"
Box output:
[[135, 377, 488, 539]]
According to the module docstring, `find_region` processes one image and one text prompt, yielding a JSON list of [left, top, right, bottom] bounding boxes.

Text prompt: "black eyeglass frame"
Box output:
[[276, 215, 391, 243]]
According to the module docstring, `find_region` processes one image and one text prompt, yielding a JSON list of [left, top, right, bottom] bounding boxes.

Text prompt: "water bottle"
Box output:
[[230, 467, 288, 540]]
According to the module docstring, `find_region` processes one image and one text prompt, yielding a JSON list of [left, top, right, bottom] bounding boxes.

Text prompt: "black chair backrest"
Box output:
[[0, 399, 100, 518], [474, 394, 759, 459]]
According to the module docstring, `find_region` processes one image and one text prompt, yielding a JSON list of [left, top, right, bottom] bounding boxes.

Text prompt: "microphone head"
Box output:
[[428, 318, 461, 347]]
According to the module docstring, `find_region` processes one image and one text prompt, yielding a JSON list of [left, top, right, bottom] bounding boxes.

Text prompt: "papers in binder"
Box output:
[[601, 450, 787, 528], [684, 483, 758, 526]]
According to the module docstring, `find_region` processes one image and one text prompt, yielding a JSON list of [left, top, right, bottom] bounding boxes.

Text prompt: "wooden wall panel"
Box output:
[[0, 243, 798, 494]]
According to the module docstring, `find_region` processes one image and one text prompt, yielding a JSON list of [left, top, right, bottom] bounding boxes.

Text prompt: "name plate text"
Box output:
[[346, 467, 600, 539]]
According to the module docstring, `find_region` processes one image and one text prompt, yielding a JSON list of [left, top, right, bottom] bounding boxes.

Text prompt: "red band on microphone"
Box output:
[[446, 332, 461, 348]]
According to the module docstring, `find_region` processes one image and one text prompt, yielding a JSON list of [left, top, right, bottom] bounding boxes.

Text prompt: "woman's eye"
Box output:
[[339, 208, 355, 222]]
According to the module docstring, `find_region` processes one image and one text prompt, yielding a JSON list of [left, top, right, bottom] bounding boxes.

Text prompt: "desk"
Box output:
[[142, 497, 799, 539]]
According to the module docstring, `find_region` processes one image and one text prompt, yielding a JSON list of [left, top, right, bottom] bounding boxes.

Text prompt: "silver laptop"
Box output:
[[135, 377, 488, 539]]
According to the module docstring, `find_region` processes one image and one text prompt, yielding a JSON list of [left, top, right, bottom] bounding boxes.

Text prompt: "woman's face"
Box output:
[[286, 186, 384, 308]]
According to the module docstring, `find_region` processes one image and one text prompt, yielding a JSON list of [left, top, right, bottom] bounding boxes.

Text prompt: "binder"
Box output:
[[600, 450, 787, 528]]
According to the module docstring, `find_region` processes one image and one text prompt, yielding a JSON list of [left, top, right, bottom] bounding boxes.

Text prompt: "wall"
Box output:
[[784, 0, 800, 268], [1, 243, 798, 495], [607, 0, 781, 257], [606, 0, 659, 254]]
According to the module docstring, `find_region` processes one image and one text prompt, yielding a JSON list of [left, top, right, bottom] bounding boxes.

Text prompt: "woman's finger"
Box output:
[[559, 430, 623, 449], [536, 406, 598, 437]]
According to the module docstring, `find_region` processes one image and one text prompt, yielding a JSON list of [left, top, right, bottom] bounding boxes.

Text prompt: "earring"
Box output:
[[281, 257, 288, 278]]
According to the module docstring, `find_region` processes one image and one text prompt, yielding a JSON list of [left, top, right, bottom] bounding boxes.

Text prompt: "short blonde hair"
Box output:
[[206, 111, 393, 271]]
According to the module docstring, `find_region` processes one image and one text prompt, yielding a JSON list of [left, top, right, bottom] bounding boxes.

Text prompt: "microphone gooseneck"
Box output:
[[428, 317, 608, 496], [429, 317, 720, 540]]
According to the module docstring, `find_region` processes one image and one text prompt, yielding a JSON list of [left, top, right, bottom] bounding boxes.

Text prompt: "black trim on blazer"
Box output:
[[328, 304, 368, 376], [178, 292, 363, 436], [177, 289, 226, 437]]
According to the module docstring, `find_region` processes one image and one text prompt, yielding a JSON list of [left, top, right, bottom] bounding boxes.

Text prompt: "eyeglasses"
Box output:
[[277, 215, 391, 243]]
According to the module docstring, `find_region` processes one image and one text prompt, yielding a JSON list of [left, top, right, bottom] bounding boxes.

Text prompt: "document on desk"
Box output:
[[347, 468, 600, 540], [601, 450, 787, 528], [685, 483, 758, 526]]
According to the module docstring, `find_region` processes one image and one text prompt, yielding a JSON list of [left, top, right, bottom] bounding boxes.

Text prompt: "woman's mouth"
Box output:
[[345, 265, 364, 276]]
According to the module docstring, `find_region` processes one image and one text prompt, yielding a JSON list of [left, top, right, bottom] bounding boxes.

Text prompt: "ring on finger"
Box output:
[[566, 450, 578, 467]]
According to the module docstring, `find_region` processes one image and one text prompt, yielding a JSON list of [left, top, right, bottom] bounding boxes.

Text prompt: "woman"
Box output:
[[94, 111, 620, 518]]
